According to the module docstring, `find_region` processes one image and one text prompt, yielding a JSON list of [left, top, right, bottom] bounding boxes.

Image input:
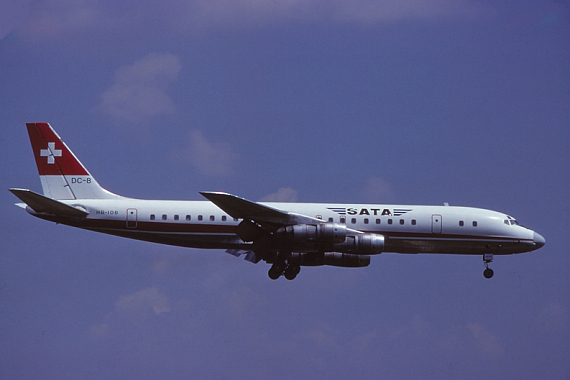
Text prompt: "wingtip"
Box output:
[[200, 191, 232, 199]]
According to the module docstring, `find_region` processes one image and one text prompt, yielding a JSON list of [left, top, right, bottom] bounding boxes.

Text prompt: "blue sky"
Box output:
[[1, 1, 569, 379]]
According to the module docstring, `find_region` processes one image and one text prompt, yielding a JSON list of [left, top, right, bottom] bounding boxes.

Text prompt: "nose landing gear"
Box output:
[[483, 253, 494, 279]]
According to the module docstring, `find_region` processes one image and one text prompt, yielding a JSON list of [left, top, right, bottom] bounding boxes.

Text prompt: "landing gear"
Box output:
[[483, 253, 494, 279], [284, 265, 300, 280], [268, 264, 284, 280], [267, 264, 301, 280]]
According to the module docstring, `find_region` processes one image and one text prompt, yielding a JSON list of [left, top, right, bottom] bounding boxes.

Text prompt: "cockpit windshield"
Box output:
[[504, 215, 520, 226]]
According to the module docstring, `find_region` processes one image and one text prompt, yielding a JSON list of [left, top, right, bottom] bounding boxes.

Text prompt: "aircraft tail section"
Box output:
[[26, 122, 120, 200]]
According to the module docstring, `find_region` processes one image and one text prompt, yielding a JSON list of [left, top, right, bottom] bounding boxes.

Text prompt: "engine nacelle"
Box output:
[[334, 233, 385, 255], [276, 223, 347, 246], [289, 252, 370, 268]]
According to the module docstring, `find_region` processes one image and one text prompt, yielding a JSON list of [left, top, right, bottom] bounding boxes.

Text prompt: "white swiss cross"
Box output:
[[40, 142, 62, 164]]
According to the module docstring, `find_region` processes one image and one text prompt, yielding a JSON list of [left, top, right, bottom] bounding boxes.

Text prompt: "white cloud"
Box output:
[[96, 53, 181, 125], [20, 0, 493, 40], [175, 129, 240, 176], [390, 314, 430, 339], [330, 0, 489, 23], [180, 0, 491, 28], [259, 187, 299, 202], [115, 287, 172, 315], [466, 323, 503, 357], [89, 287, 171, 339], [305, 323, 339, 349]]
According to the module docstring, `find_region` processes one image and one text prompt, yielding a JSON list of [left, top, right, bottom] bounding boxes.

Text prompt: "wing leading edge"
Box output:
[[199, 191, 322, 230]]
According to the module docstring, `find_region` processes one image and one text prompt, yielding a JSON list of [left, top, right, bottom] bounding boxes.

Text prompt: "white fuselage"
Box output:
[[30, 198, 540, 256]]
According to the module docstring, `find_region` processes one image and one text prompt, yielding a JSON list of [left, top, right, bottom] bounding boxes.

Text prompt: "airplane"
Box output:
[[10, 122, 545, 280]]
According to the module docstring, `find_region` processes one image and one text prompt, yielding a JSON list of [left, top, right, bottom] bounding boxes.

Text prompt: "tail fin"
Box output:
[[26, 122, 120, 200]]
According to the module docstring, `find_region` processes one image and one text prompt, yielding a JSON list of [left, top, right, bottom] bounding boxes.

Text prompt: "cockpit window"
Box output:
[[505, 216, 520, 226]]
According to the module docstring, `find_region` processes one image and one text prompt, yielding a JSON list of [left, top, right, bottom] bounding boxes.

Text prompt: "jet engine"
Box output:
[[333, 233, 385, 255], [275, 223, 384, 255], [276, 223, 347, 246]]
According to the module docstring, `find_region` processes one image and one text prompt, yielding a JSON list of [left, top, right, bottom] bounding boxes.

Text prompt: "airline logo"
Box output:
[[27, 122, 89, 176], [40, 142, 62, 164], [327, 207, 413, 217]]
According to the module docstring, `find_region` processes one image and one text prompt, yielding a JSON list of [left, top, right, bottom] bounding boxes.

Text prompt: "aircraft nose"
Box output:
[[533, 232, 546, 249]]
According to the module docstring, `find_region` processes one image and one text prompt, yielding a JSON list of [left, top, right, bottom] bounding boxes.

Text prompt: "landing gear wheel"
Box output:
[[284, 266, 300, 280], [482, 253, 494, 279], [268, 265, 283, 280]]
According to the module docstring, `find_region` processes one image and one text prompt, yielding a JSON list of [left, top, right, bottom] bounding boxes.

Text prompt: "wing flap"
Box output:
[[9, 188, 88, 218]]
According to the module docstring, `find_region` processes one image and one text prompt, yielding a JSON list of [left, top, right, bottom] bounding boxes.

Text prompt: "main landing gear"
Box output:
[[483, 253, 494, 279], [268, 264, 301, 280]]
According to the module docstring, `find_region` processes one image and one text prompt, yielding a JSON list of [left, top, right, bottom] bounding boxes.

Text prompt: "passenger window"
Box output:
[[316, 215, 322, 220], [162, 214, 167, 221], [186, 215, 191, 221], [174, 215, 179, 221], [411, 219, 416, 225], [473, 221, 478, 227], [364, 218, 369, 224], [210, 215, 215, 221], [459, 221, 464, 227], [222, 215, 227, 221], [328, 217, 334, 222], [340, 217, 346, 223], [388, 219, 393, 225], [233, 218, 239, 222], [150, 214, 155, 220], [351, 218, 357, 224], [400, 219, 404, 225], [376, 219, 381, 224], [198, 215, 203, 221]]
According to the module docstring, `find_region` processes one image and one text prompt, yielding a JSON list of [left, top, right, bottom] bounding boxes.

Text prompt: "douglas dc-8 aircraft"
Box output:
[[10, 123, 545, 280]]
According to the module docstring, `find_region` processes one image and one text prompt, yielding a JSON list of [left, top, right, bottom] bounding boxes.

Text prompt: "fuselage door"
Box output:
[[127, 208, 137, 228], [431, 214, 442, 234]]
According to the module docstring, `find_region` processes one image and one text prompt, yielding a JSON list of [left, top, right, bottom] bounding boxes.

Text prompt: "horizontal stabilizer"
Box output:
[[9, 188, 88, 218]]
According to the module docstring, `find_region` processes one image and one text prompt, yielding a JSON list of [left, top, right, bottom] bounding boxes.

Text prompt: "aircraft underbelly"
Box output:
[[41, 215, 532, 255], [86, 228, 246, 249], [384, 237, 529, 255]]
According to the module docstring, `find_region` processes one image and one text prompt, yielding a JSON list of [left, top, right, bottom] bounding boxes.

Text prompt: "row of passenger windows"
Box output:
[[149, 214, 238, 222], [335, 217, 417, 226], [148, 214, 479, 228], [338, 217, 478, 227]]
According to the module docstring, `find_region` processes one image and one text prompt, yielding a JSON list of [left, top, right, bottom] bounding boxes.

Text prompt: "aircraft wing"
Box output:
[[9, 188, 88, 218], [200, 191, 322, 231]]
